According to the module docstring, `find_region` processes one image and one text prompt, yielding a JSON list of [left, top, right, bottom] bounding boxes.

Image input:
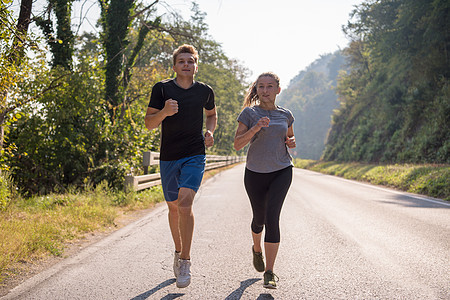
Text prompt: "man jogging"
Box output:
[[144, 44, 217, 288]]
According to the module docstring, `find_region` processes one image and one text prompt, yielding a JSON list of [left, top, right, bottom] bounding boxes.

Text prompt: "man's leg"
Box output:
[[167, 200, 181, 253], [160, 159, 181, 253], [177, 187, 196, 260], [175, 187, 196, 288], [173, 155, 204, 288], [176, 155, 205, 260], [165, 188, 196, 258]]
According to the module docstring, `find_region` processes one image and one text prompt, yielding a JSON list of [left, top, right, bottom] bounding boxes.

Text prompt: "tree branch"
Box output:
[[131, 0, 159, 20]]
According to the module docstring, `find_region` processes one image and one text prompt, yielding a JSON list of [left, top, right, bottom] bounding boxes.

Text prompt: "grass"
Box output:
[[0, 181, 164, 284], [293, 159, 449, 201]]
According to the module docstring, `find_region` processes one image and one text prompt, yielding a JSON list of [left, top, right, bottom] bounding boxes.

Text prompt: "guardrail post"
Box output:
[[143, 151, 151, 175], [125, 175, 137, 192]]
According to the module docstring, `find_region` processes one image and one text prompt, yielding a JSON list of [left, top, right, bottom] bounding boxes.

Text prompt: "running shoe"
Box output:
[[252, 246, 265, 272], [173, 251, 180, 278], [176, 259, 191, 288], [263, 270, 279, 289]]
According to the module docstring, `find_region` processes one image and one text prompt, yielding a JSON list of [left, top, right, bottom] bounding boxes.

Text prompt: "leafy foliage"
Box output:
[[322, 0, 449, 163], [99, 0, 136, 119], [3, 2, 247, 196], [1, 0, 48, 170], [6, 42, 160, 195]]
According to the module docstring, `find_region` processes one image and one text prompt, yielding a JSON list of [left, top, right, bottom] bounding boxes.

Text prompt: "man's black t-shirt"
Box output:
[[148, 79, 215, 161]]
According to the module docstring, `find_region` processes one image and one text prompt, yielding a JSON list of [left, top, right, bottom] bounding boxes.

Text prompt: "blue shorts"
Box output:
[[160, 155, 206, 202]]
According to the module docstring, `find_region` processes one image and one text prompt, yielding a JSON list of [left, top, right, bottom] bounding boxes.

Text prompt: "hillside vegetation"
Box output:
[[322, 0, 449, 163], [278, 51, 346, 160], [279, 0, 448, 165]]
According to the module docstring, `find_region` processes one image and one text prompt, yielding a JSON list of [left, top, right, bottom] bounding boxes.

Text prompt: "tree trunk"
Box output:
[[51, 0, 74, 70], [17, 0, 32, 34], [10, 0, 32, 64]]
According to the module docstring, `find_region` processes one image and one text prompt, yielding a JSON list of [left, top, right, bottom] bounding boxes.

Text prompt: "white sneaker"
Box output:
[[176, 259, 191, 288], [173, 251, 180, 278]]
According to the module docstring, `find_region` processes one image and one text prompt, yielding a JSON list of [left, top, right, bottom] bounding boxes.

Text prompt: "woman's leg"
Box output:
[[264, 242, 279, 272], [245, 168, 270, 272], [264, 166, 293, 271], [252, 231, 263, 252], [244, 168, 268, 244]]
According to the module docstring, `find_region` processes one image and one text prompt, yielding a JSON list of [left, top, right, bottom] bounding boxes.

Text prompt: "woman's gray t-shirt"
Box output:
[[237, 106, 295, 173]]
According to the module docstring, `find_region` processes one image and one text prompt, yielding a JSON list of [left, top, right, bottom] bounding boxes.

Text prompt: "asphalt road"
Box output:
[[3, 164, 449, 299]]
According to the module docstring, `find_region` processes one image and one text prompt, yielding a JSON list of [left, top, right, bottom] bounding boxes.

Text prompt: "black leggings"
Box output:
[[244, 166, 292, 243]]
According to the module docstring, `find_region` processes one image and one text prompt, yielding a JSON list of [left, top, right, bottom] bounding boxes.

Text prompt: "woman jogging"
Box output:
[[234, 72, 296, 289]]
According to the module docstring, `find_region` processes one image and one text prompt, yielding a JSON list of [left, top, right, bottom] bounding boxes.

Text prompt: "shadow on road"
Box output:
[[224, 278, 262, 299], [160, 293, 184, 299], [257, 294, 275, 299], [378, 194, 449, 208], [130, 278, 178, 300]]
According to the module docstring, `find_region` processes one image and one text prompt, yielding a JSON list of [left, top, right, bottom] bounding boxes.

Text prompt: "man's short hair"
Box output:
[[173, 44, 199, 65]]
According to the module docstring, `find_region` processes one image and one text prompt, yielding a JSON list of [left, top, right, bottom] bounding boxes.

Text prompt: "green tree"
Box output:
[[5, 2, 248, 195], [35, 0, 75, 70], [99, 0, 136, 120], [0, 0, 49, 167], [323, 0, 449, 163]]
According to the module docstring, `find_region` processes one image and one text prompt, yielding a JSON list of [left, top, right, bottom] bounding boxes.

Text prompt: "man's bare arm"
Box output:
[[144, 99, 178, 131], [204, 107, 217, 147], [205, 107, 217, 133]]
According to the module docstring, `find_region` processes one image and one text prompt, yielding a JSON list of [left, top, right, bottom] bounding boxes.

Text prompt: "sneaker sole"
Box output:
[[263, 284, 277, 289], [176, 279, 191, 288], [254, 264, 265, 272]]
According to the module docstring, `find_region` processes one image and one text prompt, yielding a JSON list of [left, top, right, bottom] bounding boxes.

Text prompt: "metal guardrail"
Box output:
[[124, 151, 245, 192]]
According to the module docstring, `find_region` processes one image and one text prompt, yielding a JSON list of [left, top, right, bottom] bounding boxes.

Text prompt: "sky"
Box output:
[[162, 0, 363, 88], [13, 0, 363, 89]]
